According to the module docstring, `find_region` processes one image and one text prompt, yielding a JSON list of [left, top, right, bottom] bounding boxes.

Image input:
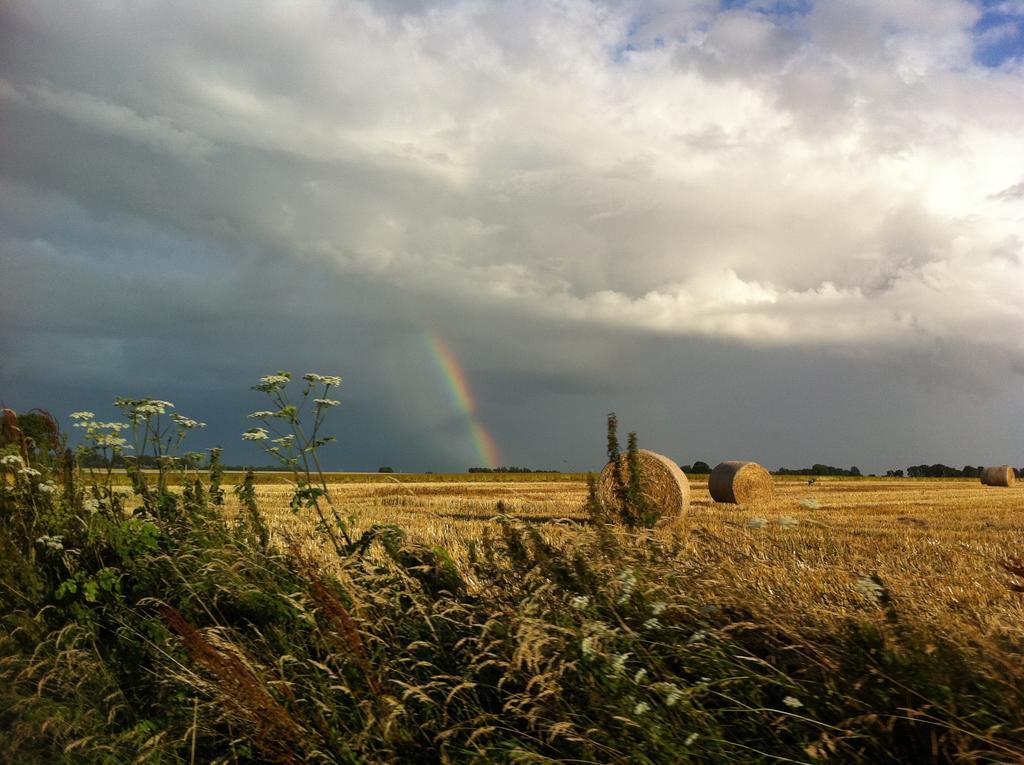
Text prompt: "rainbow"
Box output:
[[425, 332, 502, 469]]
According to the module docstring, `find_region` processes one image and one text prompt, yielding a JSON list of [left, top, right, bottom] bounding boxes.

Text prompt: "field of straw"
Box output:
[[239, 476, 1024, 636], [7, 463, 1024, 762]]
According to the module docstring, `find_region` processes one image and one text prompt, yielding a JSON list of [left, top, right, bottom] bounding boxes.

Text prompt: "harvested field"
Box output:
[[237, 476, 1024, 635], [10, 464, 1024, 763]]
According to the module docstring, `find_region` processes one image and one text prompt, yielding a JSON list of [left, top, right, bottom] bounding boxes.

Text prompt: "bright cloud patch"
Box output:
[[1, 0, 1023, 359]]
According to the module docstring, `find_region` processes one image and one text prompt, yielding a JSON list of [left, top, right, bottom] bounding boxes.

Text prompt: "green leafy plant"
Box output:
[[243, 371, 354, 554], [587, 412, 655, 528]]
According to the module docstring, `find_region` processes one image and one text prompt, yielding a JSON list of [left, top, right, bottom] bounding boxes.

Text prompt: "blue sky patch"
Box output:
[[974, 1, 1024, 67]]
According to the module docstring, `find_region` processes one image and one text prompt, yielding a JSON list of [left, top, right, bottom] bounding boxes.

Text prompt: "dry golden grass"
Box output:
[[229, 477, 1024, 639]]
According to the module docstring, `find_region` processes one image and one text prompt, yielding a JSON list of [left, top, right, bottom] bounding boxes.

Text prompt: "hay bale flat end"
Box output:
[[709, 461, 774, 505]]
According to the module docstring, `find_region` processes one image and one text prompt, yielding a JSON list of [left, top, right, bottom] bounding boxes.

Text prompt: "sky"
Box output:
[[1, 0, 1023, 473]]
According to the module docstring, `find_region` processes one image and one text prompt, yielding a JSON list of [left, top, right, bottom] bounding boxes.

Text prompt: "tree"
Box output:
[[1, 408, 61, 463], [378, 466, 394, 473]]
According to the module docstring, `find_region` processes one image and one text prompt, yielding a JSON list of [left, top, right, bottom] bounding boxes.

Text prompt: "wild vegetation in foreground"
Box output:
[[2, 375, 1024, 763]]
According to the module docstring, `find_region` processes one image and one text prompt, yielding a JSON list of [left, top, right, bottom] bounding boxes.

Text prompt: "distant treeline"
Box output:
[[680, 461, 712, 474], [899, 464, 1024, 478], [684, 461, 864, 477], [775, 464, 863, 477], [80, 453, 158, 469], [468, 466, 561, 473], [685, 460, 1024, 479]]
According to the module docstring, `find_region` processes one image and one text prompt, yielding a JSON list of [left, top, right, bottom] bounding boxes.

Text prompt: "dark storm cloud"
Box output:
[[2, 0, 1023, 471]]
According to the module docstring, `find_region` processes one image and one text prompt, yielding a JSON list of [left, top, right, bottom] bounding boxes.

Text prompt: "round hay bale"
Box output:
[[598, 449, 690, 521], [708, 461, 774, 504], [980, 466, 1016, 487]]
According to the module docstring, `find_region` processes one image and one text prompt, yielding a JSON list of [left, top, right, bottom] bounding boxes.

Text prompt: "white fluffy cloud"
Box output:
[[2, 0, 1023, 358]]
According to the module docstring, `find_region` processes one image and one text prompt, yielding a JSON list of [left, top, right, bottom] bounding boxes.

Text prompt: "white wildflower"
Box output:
[[313, 398, 340, 407], [38, 482, 58, 495], [782, 695, 803, 709], [248, 411, 275, 419], [242, 427, 270, 441], [580, 636, 596, 657], [617, 568, 637, 604], [69, 411, 94, 420], [570, 595, 589, 610], [260, 374, 290, 385], [583, 620, 615, 637], [1, 454, 24, 467], [855, 576, 885, 604], [609, 652, 630, 676], [36, 535, 64, 552], [83, 496, 100, 514], [93, 435, 128, 448], [661, 683, 684, 707], [684, 732, 698, 746], [170, 414, 205, 429], [133, 399, 174, 415], [633, 668, 648, 684], [18, 467, 41, 477], [686, 629, 708, 644], [633, 701, 650, 715], [272, 435, 295, 446], [304, 373, 341, 386]]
